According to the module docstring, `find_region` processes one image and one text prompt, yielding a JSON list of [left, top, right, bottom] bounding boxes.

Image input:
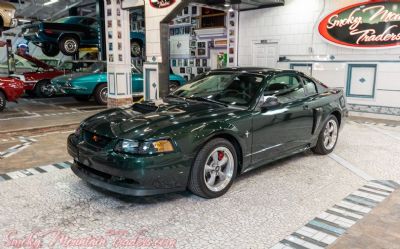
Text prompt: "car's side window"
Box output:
[[302, 77, 318, 96], [265, 74, 306, 103]]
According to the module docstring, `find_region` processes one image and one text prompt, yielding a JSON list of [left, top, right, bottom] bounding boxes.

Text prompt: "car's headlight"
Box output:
[[114, 139, 175, 155]]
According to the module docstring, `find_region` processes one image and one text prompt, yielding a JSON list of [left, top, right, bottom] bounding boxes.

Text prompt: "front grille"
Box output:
[[83, 130, 111, 149], [77, 162, 140, 185]]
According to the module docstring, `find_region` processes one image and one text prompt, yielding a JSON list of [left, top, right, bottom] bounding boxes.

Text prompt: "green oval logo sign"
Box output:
[[319, 0, 400, 48]]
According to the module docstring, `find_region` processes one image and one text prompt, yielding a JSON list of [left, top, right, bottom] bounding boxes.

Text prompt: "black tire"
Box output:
[[169, 81, 180, 93], [94, 83, 108, 105], [130, 40, 143, 57], [59, 36, 80, 56], [74, 95, 91, 102], [42, 43, 60, 57], [0, 91, 6, 111], [36, 80, 55, 98], [312, 115, 339, 155], [188, 138, 238, 198]]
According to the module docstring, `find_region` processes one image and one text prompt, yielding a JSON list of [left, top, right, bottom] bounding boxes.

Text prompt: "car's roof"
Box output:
[[211, 67, 302, 75]]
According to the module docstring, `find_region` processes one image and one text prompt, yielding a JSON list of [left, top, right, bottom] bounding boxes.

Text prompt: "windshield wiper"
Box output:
[[186, 96, 228, 107]]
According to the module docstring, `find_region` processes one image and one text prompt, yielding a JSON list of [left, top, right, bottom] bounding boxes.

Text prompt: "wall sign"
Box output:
[[319, 0, 400, 48], [150, 0, 175, 9]]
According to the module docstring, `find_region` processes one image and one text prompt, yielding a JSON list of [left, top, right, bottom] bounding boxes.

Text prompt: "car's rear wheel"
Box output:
[[37, 80, 55, 98], [312, 115, 339, 155], [74, 95, 91, 102], [188, 138, 238, 198], [94, 83, 108, 105], [0, 91, 6, 111], [42, 43, 60, 57], [59, 36, 79, 56]]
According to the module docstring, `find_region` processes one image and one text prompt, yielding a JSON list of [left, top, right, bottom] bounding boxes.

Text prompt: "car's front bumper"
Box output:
[[67, 134, 193, 196]]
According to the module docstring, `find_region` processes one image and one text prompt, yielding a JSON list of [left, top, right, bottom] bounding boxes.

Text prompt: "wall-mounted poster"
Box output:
[[180, 67, 186, 74], [186, 67, 192, 74], [172, 59, 177, 67], [202, 59, 207, 67], [319, 1, 400, 48], [346, 64, 377, 98]]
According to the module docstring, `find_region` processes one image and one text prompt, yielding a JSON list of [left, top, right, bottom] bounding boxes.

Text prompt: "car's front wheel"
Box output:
[[36, 80, 55, 98], [312, 115, 339, 155], [189, 138, 238, 198], [0, 91, 6, 111]]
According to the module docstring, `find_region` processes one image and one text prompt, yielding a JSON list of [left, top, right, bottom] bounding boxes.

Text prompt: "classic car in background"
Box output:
[[68, 68, 347, 198], [22, 16, 145, 57], [11, 53, 66, 97], [0, 76, 24, 111], [22, 16, 99, 56], [0, 2, 17, 31], [51, 63, 187, 105]]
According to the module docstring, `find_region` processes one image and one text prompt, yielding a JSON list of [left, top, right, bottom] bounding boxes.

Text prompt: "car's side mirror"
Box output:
[[261, 96, 280, 112]]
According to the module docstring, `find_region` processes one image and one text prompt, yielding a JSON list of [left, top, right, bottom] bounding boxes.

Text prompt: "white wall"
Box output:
[[238, 0, 400, 113]]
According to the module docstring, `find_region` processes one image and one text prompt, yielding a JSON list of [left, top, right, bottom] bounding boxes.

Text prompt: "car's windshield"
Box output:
[[173, 72, 265, 107]]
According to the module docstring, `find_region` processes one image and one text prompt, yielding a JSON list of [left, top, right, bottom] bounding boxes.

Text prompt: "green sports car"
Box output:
[[68, 68, 347, 198]]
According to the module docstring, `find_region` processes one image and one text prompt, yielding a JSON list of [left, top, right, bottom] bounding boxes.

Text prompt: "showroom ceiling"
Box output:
[[7, 0, 96, 21]]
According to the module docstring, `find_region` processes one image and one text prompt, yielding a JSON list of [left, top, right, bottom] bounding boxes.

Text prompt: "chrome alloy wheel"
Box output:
[[100, 87, 108, 103], [64, 39, 78, 54], [323, 120, 338, 150], [204, 147, 234, 192]]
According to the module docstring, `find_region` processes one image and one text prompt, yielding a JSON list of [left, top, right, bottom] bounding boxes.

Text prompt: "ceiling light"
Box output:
[[229, 6, 234, 12], [44, 0, 59, 6]]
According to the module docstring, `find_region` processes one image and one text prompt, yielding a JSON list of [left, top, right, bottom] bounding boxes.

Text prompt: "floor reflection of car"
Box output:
[[68, 68, 347, 198], [51, 63, 187, 105]]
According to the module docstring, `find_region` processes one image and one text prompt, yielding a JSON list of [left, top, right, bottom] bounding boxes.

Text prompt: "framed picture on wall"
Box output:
[[172, 59, 177, 67], [189, 59, 194, 66], [197, 67, 204, 74], [190, 49, 196, 57], [202, 59, 207, 67], [186, 67, 192, 74], [197, 48, 207, 57], [190, 40, 197, 48], [180, 67, 186, 74], [184, 59, 188, 67], [197, 41, 206, 48], [192, 6, 197, 15], [196, 59, 200, 67], [178, 59, 183, 67], [184, 7, 189, 15]]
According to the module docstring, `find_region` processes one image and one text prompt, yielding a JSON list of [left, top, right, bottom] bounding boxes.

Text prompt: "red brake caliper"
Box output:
[[217, 151, 224, 161]]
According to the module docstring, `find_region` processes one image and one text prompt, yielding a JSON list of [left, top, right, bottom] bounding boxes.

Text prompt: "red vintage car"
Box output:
[[12, 53, 65, 97], [0, 77, 25, 111]]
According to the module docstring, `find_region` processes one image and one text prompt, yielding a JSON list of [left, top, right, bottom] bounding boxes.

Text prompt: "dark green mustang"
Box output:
[[69, 68, 347, 198]]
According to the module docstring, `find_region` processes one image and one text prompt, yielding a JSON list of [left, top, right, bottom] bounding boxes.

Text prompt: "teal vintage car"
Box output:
[[51, 62, 186, 105]]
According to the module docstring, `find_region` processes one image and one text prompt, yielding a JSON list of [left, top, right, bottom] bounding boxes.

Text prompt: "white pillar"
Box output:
[[104, 0, 132, 107]]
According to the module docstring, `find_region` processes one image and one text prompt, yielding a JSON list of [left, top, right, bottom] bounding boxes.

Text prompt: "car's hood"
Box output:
[[52, 72, 95, 84], [82, 99, 239, 139]]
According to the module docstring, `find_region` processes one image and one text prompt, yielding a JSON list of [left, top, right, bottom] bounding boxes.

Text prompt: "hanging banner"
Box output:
[[319, 0, 400, 48], [149, 0, 176, 9]]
